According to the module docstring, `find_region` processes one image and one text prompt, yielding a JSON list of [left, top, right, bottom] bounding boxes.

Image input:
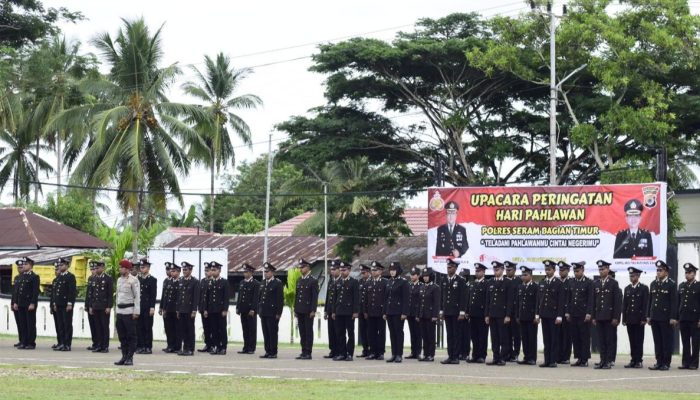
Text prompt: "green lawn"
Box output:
[[0, 365, 695, 400]]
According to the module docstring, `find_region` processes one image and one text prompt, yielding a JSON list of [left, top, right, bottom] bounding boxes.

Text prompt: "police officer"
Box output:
[[198, 263, 213, 353], [333, 261, 360, 361], [236, 263, 259, 354], [406, 267, 423, 359], [176, 262, 199, 356], [52, 257, 76, 351], [384, 261, 409, 363], [357, 264, 371, 357], [467, 262, 488, 363], [538, 260, 565, 368], [159, 262, 180, 353], [622, 266, 648, 368], [365, 261, 388, 360], [516, 265, 538, 365], [504, 261, 521, 362], [50, 264, 60, 350], [440, 259, 467, 364], [259, 262, 284, 358], [648, 260, 677, 370], [568, 261, 593, 367], [12, 257, 40, 350], [677, 263, 700, 370], [592, 260, 621, 369], [485, 261, 509, 366], [435, 201, 468, 257], [557, 262, 573, 364], [85, 262, 98, 350], [323, 261, 341, 359], [295, 258, 319, 360], [418, 267, 440, 362], [136, 258, 157, 354], [614, 199, 654, 258], [206, 261, 230, 355], [90, 260, 113, 352], [114, 259, 140, 366], [458, 268, 471, 361]]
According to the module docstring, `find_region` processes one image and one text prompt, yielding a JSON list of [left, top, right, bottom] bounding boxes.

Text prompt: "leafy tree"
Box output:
[[283, 266, 302, 343], [0, 0, 82, 49], [169, 205, 200, 228], [28, 191, 102, 235], [223, 211, 264, 234]]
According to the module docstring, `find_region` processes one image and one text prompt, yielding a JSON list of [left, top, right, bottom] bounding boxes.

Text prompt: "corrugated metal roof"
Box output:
[[0, 208, 110, 250], [164, 235, 341, 272], [0, 247, 87, 265], [259, 211, 315, 236], [352, 235, 427, 268]]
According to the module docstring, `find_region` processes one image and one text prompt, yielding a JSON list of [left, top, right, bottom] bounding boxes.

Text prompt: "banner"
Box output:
[[427, 183, 667, 274]]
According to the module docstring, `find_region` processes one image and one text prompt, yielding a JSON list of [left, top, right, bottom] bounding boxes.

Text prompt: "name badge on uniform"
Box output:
[[639, 238, 648, 248], [456, 232, 463, 243], [453, 281, 458, 288]]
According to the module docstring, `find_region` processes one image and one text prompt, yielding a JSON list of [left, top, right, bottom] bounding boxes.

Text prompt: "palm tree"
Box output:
[[182, 53, 262, 232], [48, 18, 205, 258]]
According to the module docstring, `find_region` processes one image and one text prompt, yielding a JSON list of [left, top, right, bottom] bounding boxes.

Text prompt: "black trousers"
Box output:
[[261, 316, 280, 355], [506, 316, 521, 360], [420, 318, 437, 357], [680, 320, 700, 367], [296, 312, 314, 355], [177, 312, 196, 352], [209, 312, 228, 350], [570, 316, 591, 361], [55, 306, 73, 347], [519, 319, 537, 362], [358, 315, 369, 354], [93, 309, 110, 349], [626, 322, 645, 364], [488, 317, 507, 362], [650, 320, 673, 366], [470, 316, 488, 360], [541, 318, 559, 365], [137, 309, 153, 349], [386, 315, 405, 357], [201, 312, 212, 348], [17, 306, 36, 347], [116, 314, 137, 358], [596, 320, 616, 364], [334, 315, 355, 357], [366, 316, 386, 356], [87, 311, 97, 346], [240, 313, 257, 352], [408, 317, 421, 356], [444, 315, 462, 360], [14, 309, 24, 345], [327, 315, 338, 356], [163, 311, 178, 350], [558, 319, 572, 362], [53, 309, 61, 344], [459, 318, 471, 358]]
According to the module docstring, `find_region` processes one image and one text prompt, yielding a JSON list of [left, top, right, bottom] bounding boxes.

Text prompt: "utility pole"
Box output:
[[323, 182, 328, 283], [263, 133, 273, 264]]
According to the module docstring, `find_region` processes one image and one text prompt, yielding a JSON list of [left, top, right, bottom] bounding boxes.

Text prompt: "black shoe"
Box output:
[[123, 358, 133, 366], [441, 358, 459, 365], [594, 363, 610, 370], [539, 363, 549, 368], [323, 353, 335, 359], [558, 360, 570, 365], [162, 348, 171, 353], [333, 355, 347, 361], [357, 353, 367, 358], [237, 350, 248, 354], [260, 354, 270, 358], [97, 348, 108, 353], [178, 350, 193, 356], [209, 347, 219, 354], [633, 362, 643, 369], [649, 364, 661, 370], [475, 358, 486, 364], [60, 346, 71, 352], [386, 355, 397, 363], [53, 345, 64, 351], [374, 355, 384, 361], [458, 356, 467, 361], [22, 345, 36, 350], [365, 354, 376, 360], [405, 354, 418, 360], [525, 360, 537, 365], [517, 360, 530, 365], [245, 350, 255, 354], [51, 344, 59, 349], [678, 365, 690, 370], [394, 356, 402, 363], [114, 358, 126, 365], [165, 348, 177, 354], [216, 349, 227, 355], [198, 346, 211, 353], [658, 365, 670, 371], [345, 356, 353, 361], [296, 354, 311, 360], [14, 343, 21, 348], [420, 356, 434, 362], [143, 348, 151, 354], [624, 362, 635, 368], [267, 354, 277, 359]]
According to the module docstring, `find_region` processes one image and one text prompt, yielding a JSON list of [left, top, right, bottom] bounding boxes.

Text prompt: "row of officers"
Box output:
[[10, 255, 700, 370]]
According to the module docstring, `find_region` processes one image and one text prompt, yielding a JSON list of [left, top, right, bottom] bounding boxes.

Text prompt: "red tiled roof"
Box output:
[[261, 211, 315, 236], [0, 208, 110, 250]]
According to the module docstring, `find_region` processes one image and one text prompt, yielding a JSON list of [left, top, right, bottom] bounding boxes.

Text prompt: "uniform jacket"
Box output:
[[485, 278, 510, 318], [333, 277, 360, 316], [206, 277, 231, 313], [435, 223, 468, 256], [516, 281, 538, 321], [258, 278, 284, 317], [236, 278, 260, 314], [592, 277, 622, 321], [418, 282, 441, 319], [89, 273, 113, 310], [408, 281, 423, 318], [648, 278, 678, 321], [138, 274, 157, 311], [294, 274, 319, 314], [537, 276, 565, 319], [52, 272, 77, 307], [622, 283, 649, 324], [13, 271, 40, 307], [441, 274, 467, 317], [324, 277, 339, 314], [677, 280, 700, 322], [176, 276, 200, 314], [613, 229, 653, 258], [567, 277, 594, 317], [160, 277, 178, 313], [385, 276, 410, 316], [365, 277, 387, 317], [467, 278, 486, 318]]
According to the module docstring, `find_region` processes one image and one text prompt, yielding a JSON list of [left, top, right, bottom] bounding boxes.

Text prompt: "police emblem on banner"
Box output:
[[642, 186, 659, 208], [429, 191, 445, 211]]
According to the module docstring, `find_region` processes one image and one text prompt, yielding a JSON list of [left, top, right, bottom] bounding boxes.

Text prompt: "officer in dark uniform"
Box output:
[[608, 269, 622, 366], [198, 263, 213, 353], [52, 257, 76, 351], [418, 267, 441, 362], [485, 261, 509, 366], [516, 265, 538, 365], [89, 260, 113, 352], [136, 258, 157, 354], [557, 262, 573, 364], [50, 264, 60, 349], [440, 259, 468, 364], [467, 262, 488, 363], [504, 261, 521, 362], [614, 199, 654, 258], [538, 260, 565, 368], [236, 263, 259, 354], [591, 260, 622, 369], [365, 261, 387, 360], [435, 201, 468, 257], [258, 262, 284, 358], [406, 267, 423, 359], [85, 262, 98, 350], [333, 261, 360, 361], [323, 261, 341, 359], [648, 260, 677, 370], [385, 261, 409, 363], [159, 262, 180, 353], [357, 264, 371, 357], [677, 263, 700, 370], [13, 257, 40, 349], [205, 261, 230, 355], [458, 268, 471, 361], [568, 261, 594, 367], [622, 266, 648, 368], [11, 272, 24, 348], [176, 261, 199, 356], [295, 259, 319, 360]]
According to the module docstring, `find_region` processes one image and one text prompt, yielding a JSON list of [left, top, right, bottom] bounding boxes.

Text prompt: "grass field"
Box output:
[[0, 365, 696, 400]]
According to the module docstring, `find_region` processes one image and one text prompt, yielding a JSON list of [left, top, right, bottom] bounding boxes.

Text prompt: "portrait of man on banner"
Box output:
[[613, 199, 654, 259], [435, 201, 468, 257]]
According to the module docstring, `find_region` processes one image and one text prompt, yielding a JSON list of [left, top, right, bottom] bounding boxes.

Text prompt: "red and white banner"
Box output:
[[427, 183, 667, 274]]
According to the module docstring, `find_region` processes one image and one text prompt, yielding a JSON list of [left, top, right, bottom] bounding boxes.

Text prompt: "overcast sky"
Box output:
[[7, 1, 698, 226]]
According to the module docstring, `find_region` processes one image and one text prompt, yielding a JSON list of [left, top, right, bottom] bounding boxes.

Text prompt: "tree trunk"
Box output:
[[56, 133, 62, 198], [210, 148, 215, 233], [34, 136, 39, 204], [131, 190, 143, 261]]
